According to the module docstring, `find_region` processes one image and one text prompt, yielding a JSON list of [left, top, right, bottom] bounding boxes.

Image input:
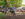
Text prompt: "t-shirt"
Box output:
[[11, 7, 15, 11]]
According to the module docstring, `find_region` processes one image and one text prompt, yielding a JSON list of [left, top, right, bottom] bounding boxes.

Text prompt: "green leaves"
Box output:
[[0, 0, 22, 8], [8, 0, 22, 8], [0, 0, 5, 5], [0, 0, 5, 8], [0, 2, 5, 5], [8, 0, 15, 4]]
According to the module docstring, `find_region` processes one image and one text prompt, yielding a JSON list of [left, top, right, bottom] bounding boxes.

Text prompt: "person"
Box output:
[[10, 6, 15, 16], [8, 8, 10, 12]]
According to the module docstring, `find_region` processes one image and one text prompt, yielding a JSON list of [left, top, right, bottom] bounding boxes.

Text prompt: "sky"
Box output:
[[22, 0, 25, 4]]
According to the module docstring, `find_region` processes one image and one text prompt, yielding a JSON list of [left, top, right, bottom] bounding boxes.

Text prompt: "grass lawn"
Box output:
[[0, 13, 6, 19], [0, 13, 5, 16]]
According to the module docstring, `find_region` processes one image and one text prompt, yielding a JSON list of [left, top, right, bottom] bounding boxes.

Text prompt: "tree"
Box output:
[[0, 0, 5, 6], [0, 0, 22, 8], [8, 0, 22, 8], [4, 0, 9, 14]]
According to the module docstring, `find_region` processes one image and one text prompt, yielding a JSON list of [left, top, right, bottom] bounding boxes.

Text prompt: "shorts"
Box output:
[[11, 11, 14, 13], [11, 11, 15, 15]]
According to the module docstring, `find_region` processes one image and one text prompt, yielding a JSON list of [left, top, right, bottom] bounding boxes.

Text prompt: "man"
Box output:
[[11, 6, 15, 16]]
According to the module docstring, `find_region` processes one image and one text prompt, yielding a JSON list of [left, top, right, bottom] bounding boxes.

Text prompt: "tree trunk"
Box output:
[[4, 0, 8, 14]]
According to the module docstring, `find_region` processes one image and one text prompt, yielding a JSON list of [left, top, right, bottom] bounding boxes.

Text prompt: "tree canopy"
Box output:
[[8, 0, 22, 8], [0, 0, 5, 5], [0, 0, 22, 8]]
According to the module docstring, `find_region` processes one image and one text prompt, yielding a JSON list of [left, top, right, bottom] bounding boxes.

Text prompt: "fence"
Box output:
[[3, 15, 25, 19]]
